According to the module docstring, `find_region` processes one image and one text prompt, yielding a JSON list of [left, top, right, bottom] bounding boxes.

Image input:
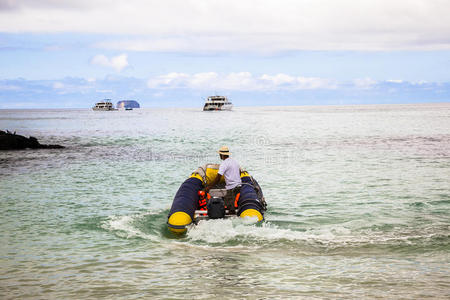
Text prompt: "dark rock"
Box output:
[[0, 130, 65, 150]]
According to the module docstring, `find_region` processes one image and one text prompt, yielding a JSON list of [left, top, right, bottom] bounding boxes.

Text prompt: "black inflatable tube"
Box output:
[[236, 176, 265, 217], [168, 177, 203, 219]]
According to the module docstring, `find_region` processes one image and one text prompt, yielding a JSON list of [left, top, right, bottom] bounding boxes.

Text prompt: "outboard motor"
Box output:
[[207, 197, 225, 219]]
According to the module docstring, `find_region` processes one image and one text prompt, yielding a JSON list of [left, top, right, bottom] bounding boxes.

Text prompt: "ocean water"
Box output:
[[0, 103, 449, 299]]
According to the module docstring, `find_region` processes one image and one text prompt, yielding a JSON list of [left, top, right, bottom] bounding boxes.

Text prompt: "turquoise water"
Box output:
[[0, 104, 449, 299]]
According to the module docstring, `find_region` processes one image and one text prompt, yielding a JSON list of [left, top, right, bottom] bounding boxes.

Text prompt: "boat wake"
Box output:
[[97, 210, 449, 254], [100, 211, 165, 242]]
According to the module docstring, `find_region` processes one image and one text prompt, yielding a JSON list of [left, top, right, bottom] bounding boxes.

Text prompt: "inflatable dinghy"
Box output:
[[167, 164, 267, 233]]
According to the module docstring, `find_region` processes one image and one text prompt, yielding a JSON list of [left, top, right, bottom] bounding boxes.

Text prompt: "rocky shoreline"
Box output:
[[0, 130, 65, 150]]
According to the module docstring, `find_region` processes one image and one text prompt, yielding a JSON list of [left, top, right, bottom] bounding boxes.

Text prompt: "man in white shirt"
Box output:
[[205, 146, 241, 193]]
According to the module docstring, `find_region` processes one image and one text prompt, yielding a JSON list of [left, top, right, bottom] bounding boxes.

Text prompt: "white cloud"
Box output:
[[387, 79, 404, 84], [52, 82, 64, 89], [0, 0, 449, 51], [0, 83, 21, 91], [411, 80, 428, 85], [90, 54, 129, 72], [0, 0, 90, 10], [222, 72, 257, 90], [48, 78, 96, 94], [147, 72, 190, 88], [353, 78, 378, 89], [148, 72, 336, 91], [261, 74, 336, 90]]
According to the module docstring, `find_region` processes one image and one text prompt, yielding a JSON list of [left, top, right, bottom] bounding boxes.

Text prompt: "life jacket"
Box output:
[[197, 190, 210, 215]]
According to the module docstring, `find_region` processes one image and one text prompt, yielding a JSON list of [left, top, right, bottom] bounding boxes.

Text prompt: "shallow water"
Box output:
[[0, 104, 449, 299]]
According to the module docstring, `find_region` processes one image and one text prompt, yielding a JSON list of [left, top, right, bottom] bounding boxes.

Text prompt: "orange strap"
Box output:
[[234, 193, 240, 208]]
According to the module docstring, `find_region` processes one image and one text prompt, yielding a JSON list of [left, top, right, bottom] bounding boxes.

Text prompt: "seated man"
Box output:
[[205, 146, 242, 212]]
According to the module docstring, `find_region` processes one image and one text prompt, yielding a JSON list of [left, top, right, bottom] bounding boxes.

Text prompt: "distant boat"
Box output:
[[92, 99, 117, 111], [117, 100, 140, 110], [203, 96, 233, 111]]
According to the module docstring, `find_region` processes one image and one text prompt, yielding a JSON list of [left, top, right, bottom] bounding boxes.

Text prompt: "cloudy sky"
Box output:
[[0, 0, 449, 108]]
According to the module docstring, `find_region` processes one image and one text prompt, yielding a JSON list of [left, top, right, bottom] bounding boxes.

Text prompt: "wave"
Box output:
[[100, 211, 167, 242], [97, 210, 449, 254]]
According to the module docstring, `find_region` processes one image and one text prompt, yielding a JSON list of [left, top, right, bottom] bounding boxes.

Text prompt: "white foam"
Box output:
[[101, 212, 159, 241], [186, 218, 323, 245], [100, 212, 440, 249], [185, 217, 410, 247]]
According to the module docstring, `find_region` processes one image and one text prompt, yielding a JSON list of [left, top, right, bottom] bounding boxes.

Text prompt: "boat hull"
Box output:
[[92, 108, 117, 111], [167, 168, 265, 234], [202, 95, 233, 111], [203, 104, 233, 111], [92, 99, 117, 111]]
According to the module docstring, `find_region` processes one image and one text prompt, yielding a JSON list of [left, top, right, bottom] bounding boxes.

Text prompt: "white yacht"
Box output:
[[203, 96, 233, 111], [92, 99, 117, 111]]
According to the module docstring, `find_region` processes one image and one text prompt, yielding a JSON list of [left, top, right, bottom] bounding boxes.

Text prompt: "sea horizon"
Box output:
[[1, 101, 449, 111]]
